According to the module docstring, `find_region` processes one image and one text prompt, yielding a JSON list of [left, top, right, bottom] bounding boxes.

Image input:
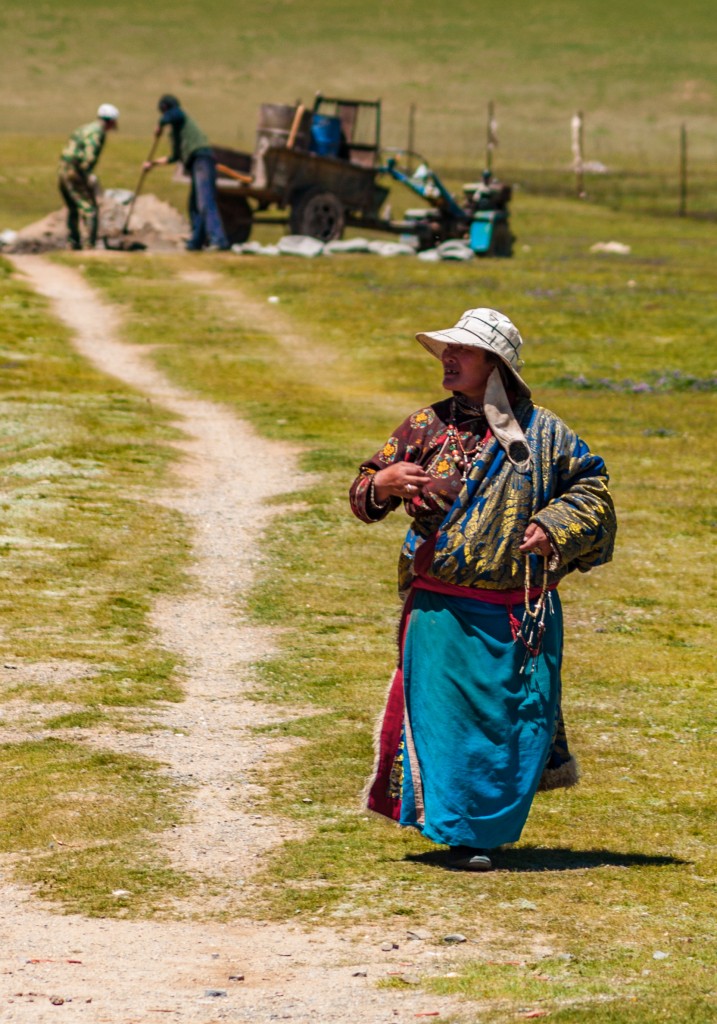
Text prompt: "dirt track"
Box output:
[[1, 256, 470, 1024]]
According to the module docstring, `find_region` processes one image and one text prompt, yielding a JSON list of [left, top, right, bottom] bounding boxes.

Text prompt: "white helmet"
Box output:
[[97, 103, 119, 122]]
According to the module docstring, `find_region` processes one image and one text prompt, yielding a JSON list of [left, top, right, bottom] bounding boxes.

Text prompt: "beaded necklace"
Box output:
[[447, 397, 488, 482]]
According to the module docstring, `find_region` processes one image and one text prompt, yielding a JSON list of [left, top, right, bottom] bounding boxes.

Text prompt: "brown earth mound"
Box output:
[[5, 192, 189, 254]]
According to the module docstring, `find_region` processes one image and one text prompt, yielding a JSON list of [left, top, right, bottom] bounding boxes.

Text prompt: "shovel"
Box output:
[[122, 128, 164, 234], [103, 130, 164, 251]]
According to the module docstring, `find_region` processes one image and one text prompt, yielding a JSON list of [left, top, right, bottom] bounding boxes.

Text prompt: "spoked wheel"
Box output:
[[289, 187, 345, 242], [216, 194, 253, 246]]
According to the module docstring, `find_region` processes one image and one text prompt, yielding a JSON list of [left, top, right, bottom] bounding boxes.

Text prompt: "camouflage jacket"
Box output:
[[59, 120, 106, 175]]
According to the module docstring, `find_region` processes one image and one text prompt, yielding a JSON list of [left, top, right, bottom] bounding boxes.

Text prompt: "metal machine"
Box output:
[[380, 158, 514, 256]]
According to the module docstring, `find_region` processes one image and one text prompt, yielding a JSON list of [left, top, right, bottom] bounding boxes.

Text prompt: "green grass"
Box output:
[[0, 255, 192, 914], [1, 3, 715, 1013], [1, 739, 190, 917], [3, 0, 717, 230], [0, 257, 188, 687], [65, 191, 716, 1018]]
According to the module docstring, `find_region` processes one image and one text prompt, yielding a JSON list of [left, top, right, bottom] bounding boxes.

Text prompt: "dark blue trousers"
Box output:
[[188, 154, 228, 250]]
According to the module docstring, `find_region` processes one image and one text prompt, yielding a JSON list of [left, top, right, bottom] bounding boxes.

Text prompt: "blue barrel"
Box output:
[[310, 114, 342, 157]]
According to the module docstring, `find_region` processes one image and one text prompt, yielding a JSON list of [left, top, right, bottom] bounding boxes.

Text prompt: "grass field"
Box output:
[[1, 4, 716, 1019], [3, 0, 717, 228], [2, 189, 713, 1019], [0, 255, 192, 913]]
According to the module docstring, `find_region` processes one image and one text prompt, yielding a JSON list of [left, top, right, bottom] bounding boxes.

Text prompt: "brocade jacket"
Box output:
[[349, 396, 616, 593]]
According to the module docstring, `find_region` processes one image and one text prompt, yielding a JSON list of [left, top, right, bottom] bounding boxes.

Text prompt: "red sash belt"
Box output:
[[413, 573, 554, 605]]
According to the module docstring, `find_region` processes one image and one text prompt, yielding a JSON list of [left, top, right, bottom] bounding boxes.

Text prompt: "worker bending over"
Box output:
[[144, 95, 229, 251], [58, 103, 119, 250]]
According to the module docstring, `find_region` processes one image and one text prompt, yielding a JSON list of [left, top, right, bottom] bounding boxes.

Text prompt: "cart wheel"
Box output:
[[216, 194, 253, 246], [290, 187, 345, 242]]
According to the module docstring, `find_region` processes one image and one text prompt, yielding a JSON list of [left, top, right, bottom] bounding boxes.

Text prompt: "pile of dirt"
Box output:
[[4, 191, 189, 254]]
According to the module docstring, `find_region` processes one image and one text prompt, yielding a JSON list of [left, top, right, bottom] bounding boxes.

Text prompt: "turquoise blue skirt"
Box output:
[[399, 588, 562, 849]]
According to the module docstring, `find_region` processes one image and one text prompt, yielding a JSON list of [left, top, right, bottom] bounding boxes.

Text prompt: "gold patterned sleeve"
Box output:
[[531, 418, 617, 574]]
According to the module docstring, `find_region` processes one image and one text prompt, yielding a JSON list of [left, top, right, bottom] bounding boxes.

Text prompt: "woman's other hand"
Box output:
[[374, 463, 432, 503]]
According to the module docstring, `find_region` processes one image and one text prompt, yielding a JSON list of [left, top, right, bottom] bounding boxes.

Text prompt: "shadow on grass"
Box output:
[[405, 846, 688, 873]]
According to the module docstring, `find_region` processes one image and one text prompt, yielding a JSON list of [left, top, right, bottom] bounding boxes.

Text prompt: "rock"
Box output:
[[104, 188, 134, 204], [228, 974, 245, 981], [589, 240, 631, 255], [500, 899, 537, 911], [380, 941, 398, 951], [443, 934, 467, 944], [406, 929, 431, 941], [204, 989, 228, 997]]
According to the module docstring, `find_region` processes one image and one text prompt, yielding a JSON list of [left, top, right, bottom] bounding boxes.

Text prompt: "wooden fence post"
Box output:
[[407, 103, 416, 174], [571, 111, 586, 198], [679, 122, 687, 217], [486, 101, 497, 172]]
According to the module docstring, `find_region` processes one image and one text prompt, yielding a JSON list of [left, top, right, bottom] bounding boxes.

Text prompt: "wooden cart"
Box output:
[[214, 94, 389, 245]]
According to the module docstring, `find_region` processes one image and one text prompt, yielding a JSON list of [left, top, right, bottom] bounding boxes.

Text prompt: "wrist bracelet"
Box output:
[[368, 477, 389, 510]]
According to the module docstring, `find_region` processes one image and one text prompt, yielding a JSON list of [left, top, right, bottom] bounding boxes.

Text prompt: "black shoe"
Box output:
[[446, 846, 493, 871]]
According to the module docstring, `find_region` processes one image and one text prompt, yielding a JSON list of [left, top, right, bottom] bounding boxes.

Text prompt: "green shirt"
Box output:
[[159, 107, 210, 169]]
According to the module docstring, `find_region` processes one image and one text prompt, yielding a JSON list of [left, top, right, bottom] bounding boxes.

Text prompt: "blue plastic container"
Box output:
[[310, 115, 342, 157], [469, 213, 496, 253]]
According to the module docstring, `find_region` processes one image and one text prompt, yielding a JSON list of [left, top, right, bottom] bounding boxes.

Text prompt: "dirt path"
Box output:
[[2, 256, 469, 1024]]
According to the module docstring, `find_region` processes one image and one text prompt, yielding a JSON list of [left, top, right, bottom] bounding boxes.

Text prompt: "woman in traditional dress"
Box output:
[[350, 308, 616, 871]]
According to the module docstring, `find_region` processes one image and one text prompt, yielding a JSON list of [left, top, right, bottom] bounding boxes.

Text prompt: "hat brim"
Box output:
[[416, 328, 531, 398]]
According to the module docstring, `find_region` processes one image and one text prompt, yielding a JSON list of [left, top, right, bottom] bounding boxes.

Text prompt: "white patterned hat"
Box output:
[[416, 307, 530, 397]]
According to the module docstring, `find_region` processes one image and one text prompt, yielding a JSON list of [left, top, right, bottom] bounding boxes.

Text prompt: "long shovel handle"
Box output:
[[122, 130, 163, 234]]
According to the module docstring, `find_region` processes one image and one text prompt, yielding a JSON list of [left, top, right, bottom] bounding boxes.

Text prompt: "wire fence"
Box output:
[[382, 103, 717, 220]]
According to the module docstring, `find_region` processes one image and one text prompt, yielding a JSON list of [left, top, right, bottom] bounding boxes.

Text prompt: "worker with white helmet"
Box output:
[[57, 103, 119, 249]]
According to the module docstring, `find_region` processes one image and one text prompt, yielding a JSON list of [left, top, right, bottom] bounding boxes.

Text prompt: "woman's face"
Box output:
[[441, 345, 494, 400]]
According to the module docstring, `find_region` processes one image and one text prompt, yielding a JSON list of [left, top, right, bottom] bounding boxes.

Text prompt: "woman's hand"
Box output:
[[374, 463, 432, 504], [519, 522, 553, 558]]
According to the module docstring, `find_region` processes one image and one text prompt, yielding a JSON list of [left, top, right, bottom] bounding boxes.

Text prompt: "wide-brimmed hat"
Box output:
[[416, 307, 530, 398]]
